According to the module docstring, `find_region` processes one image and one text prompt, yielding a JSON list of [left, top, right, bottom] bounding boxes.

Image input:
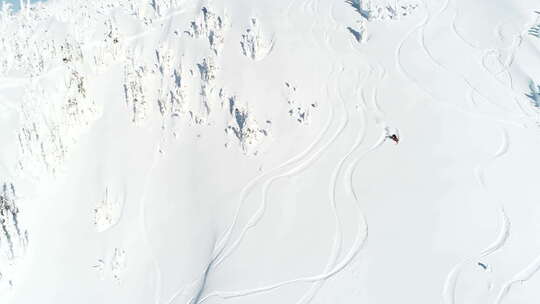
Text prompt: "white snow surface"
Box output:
[[1, 0, 540, 303]]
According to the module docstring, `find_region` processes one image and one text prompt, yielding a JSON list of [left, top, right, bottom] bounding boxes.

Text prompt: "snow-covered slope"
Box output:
[[1, 0, 540, 303]]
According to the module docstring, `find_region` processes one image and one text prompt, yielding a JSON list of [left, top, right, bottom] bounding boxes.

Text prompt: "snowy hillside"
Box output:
[[1, 0, 540, 303]]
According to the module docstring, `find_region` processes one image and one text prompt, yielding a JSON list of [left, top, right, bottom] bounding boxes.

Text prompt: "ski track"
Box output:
[[440, 1, 529, 119], [188, 53, 343, 301], [212, 65, 348, 269], [442, 208, 511, 304], [372, 66, 386, 122], [396, 1, 527, 129], [474, 128, 509, 191], [449, 0, 480, 50], [450, 0, 534, 120], [442, 128, 510, 304], [186, 63, 340, 303], [208, 64, 340, 271], [197, 126, 388, 304], [494, 253, 540, 304], [395, 0, 433, 99], [138, 133, 167, 304], [209, 0, 343, 272], [196, 65, 350, 301], [198, 43, 390, 303], [420, 0, 511, 114], [307, 0, 321, 52], [197, 34, 391, 303], [303, 64, 389, 303], [395, 5, 525, 302], [293, 65, 374, 304], [209, 0, 339, 259], [196, 124, 387, 303], [294, 68, 351, 304]]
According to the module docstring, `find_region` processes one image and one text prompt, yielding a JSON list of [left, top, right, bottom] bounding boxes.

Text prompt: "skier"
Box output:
[[387, 133, 399, 144]]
